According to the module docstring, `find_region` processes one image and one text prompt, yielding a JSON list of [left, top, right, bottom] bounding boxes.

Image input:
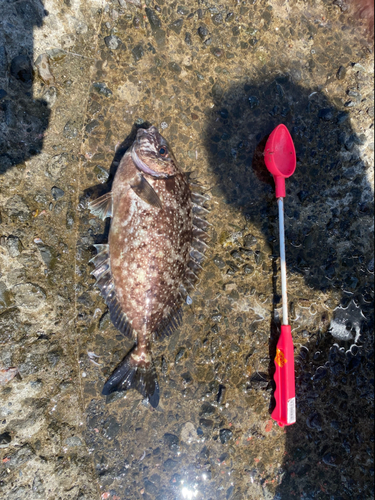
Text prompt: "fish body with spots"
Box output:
[[88, 126, 208, 407]]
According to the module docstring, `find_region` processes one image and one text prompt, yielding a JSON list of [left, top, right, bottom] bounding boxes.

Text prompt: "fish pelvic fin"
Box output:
[[88, 192, 113, 220], [102, 345, 160, 408]]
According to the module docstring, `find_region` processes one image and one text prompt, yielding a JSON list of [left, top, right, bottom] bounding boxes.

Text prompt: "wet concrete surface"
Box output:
[[0, 0, 374, 499]]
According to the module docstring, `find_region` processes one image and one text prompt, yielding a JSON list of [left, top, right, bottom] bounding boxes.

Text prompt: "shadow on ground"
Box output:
[[0, 0, 50, 173], [204, 77, 374, 498]]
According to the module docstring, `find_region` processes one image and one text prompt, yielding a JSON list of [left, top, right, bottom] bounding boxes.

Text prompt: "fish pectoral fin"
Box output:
[[88, 192, 113, 220], [130, 174, 162, 209]]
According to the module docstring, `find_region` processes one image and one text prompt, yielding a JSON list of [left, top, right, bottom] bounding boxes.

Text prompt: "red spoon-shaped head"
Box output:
[[264, 124, 296, 198]]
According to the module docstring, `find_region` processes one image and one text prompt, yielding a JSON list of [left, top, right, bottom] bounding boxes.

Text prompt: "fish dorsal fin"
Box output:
[[130, 173, 162, 209], [88, 192, 113, 220], [90, 244, 133, 339]]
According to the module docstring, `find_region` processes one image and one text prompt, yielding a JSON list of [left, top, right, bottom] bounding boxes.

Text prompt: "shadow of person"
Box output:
[[203, 77, 374, 498], [0, 0, 50, 173]]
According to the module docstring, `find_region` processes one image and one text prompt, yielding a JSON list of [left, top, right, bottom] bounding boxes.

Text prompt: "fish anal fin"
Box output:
[[102, 346, 160, 408], [130, 174, 162, 209], [90, 244, 133, 339], [88, 192, 113, 220], [155, 305, 183, 339]]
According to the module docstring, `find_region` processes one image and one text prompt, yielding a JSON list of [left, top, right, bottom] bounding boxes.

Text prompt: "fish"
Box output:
[[88, 126, 209, 407]]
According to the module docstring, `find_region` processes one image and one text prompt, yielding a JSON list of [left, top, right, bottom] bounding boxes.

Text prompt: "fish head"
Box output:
[[131, 126, 180, 178]]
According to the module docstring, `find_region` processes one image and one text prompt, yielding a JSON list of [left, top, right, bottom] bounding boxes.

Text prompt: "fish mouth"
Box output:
[[136, 126, 159, 145]]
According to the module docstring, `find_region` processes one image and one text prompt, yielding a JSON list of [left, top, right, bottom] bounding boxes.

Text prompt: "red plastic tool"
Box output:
[[264, 124, 297, 427]]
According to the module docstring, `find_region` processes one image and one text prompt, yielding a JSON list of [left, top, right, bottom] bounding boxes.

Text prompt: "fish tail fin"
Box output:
[[102, 346, 160, 408]]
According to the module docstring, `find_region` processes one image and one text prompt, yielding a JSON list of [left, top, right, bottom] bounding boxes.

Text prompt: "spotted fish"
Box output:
[[88, 126, 209, 407]]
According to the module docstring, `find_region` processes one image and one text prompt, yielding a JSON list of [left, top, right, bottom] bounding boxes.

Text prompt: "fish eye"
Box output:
[[158, 146, 168, 157]]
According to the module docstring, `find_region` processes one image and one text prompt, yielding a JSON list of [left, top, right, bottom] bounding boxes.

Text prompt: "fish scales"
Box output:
[[88, 126, 207, 408], [110, 156, 192, 336]]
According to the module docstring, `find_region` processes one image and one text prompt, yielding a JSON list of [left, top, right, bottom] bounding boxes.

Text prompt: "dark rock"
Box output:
[[0, 46, 6, 76], [199, 418, 214, 428], [51, 186, 65, 200], [322, 452, 340, 467], [92, 82, 113, 97], [336, 65, 346, 80], [220, 428, 233, 444], [217, 384, 226, 404], [175, 347, 185, 363], [200, 445, 210, 458], [198, 25, 209, 40], [243, 234, 257, 248], [6, 236, 23, 257], [212, 82, 223, 100], [298, 190, 309, 202], [211, 47, 223, 58], [168, 62, 181, 74], [181, 371, 192, 384], [9, 445, 35, 466], [306, 412, 322, 431], [47, 348, 62, 367], [185, 33, 192, 45], [212, 13, 223, 25], [170, 19, 183, 35], [0, 308, 25, 343], [163, 458, 178, 470], [0, 89, 7, 99], [318, 108, 334, 121], [199, 402, 216, 417], [0, 282, 13, 309], [85, 120, 99, 134], [248, 96, 259, 109], [226, 485, 234, 499], [10, 55, 33, 85], [249, 372, 269, 389], [177, 5, 189, 15], [104, 35, 121, 50], [213, 255, 226, 269], [146, 8, 162, 31], [313, 366, 328, 383], [144, 479, 158, 495], [103, 416, 121, 440], [164, 433, 179, 450], [37, 245, 56, 269], [243, 264, 254, 275], [337, 111, 349, 124], [0, 431, 11, 448], [132, 44, 144, 62], [6, 195, 30, 222]]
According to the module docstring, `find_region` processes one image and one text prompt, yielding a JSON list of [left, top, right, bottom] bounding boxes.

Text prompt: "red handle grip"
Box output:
[[271, 324, 296, 427]]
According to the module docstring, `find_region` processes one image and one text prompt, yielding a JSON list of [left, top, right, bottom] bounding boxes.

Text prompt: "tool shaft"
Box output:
[[277, 198, 288, 325]]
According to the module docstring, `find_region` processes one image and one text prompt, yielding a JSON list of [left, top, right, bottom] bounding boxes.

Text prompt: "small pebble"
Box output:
[[104, 35, 121, 50]]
